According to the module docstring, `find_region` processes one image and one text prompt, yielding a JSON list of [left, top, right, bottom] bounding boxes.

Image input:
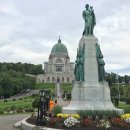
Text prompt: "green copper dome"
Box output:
[[51, 38, 68, 54]]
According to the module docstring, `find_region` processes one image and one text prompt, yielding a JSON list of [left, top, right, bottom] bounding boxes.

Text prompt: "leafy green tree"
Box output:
[[0, 62, 44, 75], [110, 87, 118, 97], [0, 70, 35, 98], [124, 75, 130, 84]]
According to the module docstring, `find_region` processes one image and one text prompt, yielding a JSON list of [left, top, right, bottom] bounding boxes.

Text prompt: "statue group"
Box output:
[[74, 4, 105, 82], [74, 44, 85, 81], [82, 4, 96, 35], [63, 3, 123, 115], [74, 43, 105, 82], [96, 43, 105, 81]]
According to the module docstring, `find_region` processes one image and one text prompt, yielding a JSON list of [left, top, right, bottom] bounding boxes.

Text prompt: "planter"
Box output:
[[21, 118, 63, 130], [21, 117, 130, 130]]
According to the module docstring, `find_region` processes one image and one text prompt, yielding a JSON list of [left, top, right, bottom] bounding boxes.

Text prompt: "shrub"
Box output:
[[126, 99, 130, 105], [19, 98, 22, 100], [12, 99, 16, 101], [10, 105, 16, 111], [66, 93, 71, 100], [77, 110, 119, 118], [0, 110, 4, 114], [32, 97, 39, 108], [4, 99, 8, 102], [120, 97, 130, 102], [52, 106, 62, 116], [77, 110, 90, 117]]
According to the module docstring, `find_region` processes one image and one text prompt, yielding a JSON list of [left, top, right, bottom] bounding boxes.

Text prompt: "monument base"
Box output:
[[62, 81, 124, 115]]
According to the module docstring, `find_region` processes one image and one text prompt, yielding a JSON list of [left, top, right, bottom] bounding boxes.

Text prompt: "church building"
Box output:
[[37, 38, 75, 83]]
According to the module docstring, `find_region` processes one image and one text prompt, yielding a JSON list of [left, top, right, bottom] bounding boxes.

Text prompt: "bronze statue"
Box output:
[[82, 4, 96, 35], [74, 44, 85, 81], [96, 43, 105, 81]]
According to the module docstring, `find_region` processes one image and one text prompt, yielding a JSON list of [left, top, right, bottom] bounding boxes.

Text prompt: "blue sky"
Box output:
[[0, 0, 130, 75]]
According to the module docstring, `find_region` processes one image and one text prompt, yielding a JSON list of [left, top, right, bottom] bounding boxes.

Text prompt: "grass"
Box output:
[[35, 83, 55, 90], [60, 83, 72, 92], [0, 97, 33, 113], [117, 102, 130, 113], [35, 83, 72, 93]]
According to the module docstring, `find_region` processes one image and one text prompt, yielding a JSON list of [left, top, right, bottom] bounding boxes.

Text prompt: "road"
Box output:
[[0, 90, 39, 101], [0, 114, 30, 130]]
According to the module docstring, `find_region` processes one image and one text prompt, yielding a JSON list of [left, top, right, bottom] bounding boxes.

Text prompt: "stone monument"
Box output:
[[62, 4, 123, 114]]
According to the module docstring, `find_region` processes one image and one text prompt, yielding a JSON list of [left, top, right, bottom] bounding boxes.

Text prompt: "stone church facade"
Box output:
[[37, 38, 74, 83]]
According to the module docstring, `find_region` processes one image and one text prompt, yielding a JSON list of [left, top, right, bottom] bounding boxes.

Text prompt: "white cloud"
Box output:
[[94, 5, 130, 74], [0, 0, 130, 75]]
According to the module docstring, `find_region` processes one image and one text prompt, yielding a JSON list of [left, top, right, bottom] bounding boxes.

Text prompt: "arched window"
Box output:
[[67, 77, 69, 82], [62, 77, 64, 82], [47, 77, 50, 82], [57, 77, 60, 83], [52, 77, 55, 82]]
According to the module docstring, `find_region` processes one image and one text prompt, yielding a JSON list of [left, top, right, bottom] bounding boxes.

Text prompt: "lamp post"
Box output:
[[116, 73, 120, 102], [36, 90, 47, 126]]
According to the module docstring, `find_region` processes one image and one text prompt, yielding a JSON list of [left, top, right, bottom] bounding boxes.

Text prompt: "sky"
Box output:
[[0, 0, 130, 76]]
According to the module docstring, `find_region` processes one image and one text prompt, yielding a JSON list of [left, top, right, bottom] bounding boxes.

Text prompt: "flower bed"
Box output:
[[26, 113, 130, 130]]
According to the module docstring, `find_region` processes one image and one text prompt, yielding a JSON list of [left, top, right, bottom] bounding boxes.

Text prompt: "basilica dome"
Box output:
[[51, 38, 68, 55]]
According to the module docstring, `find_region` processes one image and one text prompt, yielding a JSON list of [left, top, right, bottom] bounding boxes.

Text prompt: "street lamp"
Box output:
[[116, 73, 120, 102], [36, 90, 47, 126]]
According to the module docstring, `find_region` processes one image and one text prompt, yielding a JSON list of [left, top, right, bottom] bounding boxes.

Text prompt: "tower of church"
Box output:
[[37, 38, 74, 83]]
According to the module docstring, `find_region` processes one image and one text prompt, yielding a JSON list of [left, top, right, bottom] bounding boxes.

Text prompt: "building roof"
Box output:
[[51, 38, 68, 55]]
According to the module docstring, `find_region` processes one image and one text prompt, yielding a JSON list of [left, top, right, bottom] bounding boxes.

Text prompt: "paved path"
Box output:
[[56, 83, 69, 107], [56, 83, 62, 98], [10, 90, 39, 99], [0, 114, 30, 130], [0, 90, 39, 101], [0, 84, 69, 130]]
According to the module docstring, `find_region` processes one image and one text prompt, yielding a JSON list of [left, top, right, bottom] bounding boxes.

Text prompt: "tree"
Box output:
[[124, 75, 130, 84], [0, 70, 35, 98], [110, 87, 118, 97], [0, 62, 44, 75]]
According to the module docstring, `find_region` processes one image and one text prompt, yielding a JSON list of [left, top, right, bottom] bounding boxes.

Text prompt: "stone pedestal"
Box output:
[[62, 36, 124, 114], [62, 81, 123, 114]]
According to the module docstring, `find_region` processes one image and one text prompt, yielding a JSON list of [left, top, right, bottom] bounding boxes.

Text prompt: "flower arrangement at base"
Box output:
[[110, 117, 128, 127], [81, 117, 92, 126], [57, 113, 80, 119], [126, 118, 130, 124], [121, 113, 130, 120], [99, 119, 111, 129], [64, 116, 80, 128]]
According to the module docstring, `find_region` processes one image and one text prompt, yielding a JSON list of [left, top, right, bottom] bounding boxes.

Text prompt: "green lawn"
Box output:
[[35, 83, 55, 90], [117, 102, 130, 113], [0, 97, 33, 114], [60, 83, 72, 92], [35, 83, 72, 92]]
